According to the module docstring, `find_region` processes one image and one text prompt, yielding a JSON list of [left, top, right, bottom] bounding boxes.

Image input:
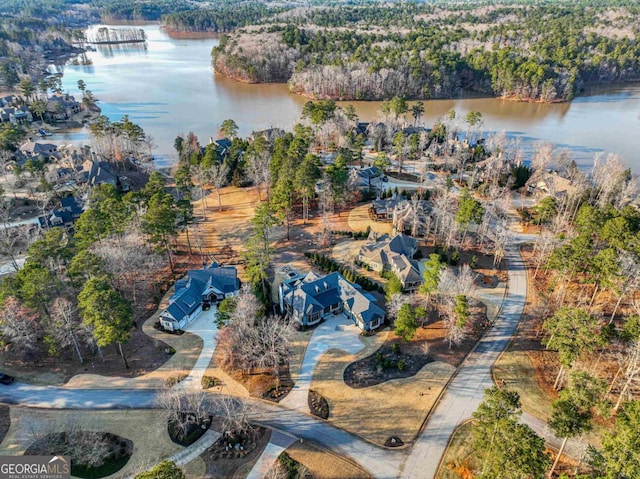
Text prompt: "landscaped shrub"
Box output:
[[306, 253, 380, 291], [397, 359, 406, 371], [164, 374, 187, 387], [135, 461, 185, 479], [201, 375, 218, 389]]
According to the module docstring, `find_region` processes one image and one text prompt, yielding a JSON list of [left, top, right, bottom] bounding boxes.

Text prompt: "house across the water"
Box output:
[[160, 263, 240, 331], [279, 269, 385, 332]]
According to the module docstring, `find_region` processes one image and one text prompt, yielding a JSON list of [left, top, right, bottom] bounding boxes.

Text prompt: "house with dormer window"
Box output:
[[279, 270, 385, 332], [160, 263, 240, 331]]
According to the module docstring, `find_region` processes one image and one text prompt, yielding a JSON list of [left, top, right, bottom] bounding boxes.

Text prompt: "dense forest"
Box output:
[[212, 2, 640, 102], [0, 15, 83, 90]]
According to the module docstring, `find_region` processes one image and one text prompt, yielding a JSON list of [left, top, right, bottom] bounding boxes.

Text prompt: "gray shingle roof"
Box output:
[[163, 263, 240, 324], [283, 271, 384, 328]]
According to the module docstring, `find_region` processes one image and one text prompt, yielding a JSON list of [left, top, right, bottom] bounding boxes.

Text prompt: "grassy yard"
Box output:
[[310, 329, 455, 446], [436, 422, 477, 479], [285, 441, 371, 479], [0, 409, 182, 479], [493, 350, 555, 420]]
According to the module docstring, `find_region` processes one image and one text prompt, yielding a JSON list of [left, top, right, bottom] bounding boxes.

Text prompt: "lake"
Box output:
[[54, 25, 640, 171]]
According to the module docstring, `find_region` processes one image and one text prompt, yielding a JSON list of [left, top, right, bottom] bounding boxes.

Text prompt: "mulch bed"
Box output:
[[309, 390, 329, 419], [384, 436, 404, 448], [25, 432, 132, 479], [168, 413, 212, 447], [343, 345, 433, 389], [202, 427, 270, 479]]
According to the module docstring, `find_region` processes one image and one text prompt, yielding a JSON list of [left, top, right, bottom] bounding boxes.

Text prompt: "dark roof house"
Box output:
[[160, 263, 240, 331], [349, 166, 381, 188], [82, 159, 118, 187], [19, 140, 57, 158], [213, 138, 233, 157], [279, 270, 384, 331], [358, 233, 422, 291], [38, 196, 84, 229]]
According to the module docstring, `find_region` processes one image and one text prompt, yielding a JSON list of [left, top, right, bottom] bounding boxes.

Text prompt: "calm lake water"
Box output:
[[54, 25, 640, 171]]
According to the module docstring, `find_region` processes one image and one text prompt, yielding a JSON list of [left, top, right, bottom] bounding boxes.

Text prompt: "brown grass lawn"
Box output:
[[347, 204, 392, 234], [182, 457, 207, 479], [437, 421, 590, 479], [285, 441, 372, 479], [0, 408, 182, 478], [310, 328, 455, 446], [436, 422, 476, 479]]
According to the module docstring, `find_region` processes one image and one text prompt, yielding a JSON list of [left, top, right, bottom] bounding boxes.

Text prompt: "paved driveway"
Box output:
[[401, 242, 528, 478], [280, 314, 364, 412], [245, 430, 297, 479], [174, 307, 218, 390]]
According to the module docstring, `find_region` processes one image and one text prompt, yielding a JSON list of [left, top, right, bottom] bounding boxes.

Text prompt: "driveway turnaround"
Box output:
[[174, 307, 218, 391], [245, 430, 297, 479], [280, 314, 364, 412]]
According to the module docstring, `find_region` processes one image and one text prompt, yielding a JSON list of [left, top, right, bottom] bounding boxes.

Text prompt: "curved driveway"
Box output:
[[0, 236, 581, 478], [400, 244, 527, 478]]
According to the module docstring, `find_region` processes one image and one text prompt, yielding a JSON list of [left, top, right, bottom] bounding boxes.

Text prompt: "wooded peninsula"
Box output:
[[210, 2, 640, 102]]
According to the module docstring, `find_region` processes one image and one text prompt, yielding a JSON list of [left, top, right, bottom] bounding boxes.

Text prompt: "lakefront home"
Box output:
[[160, 263, 240, 331], [358, 233, 423, 291], [279, 270, 385, 332]]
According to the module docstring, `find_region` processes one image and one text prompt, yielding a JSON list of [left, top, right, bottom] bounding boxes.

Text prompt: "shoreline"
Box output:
[[214, 70, 640, 105]]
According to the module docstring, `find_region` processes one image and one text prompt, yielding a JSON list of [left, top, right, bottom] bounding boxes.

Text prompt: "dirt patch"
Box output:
[[285, 441, 371, 479], [0, 319, 173, 385], [309, 390, 329, 419], [344, 345, 433, 388], [0, 405, 10, 444], [201, 427, 270, 479]]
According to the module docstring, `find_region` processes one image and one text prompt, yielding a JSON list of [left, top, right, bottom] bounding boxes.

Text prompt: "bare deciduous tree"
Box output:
[[0, 297, 41, 358], [216, 286, 294, 386], [208, 162, 230, 210], [47, 296, 88, 363], [92, 228, 164, 308]]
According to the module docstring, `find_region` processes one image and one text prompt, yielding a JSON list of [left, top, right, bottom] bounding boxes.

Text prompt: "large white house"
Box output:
[[160, 263, 240, 331]]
